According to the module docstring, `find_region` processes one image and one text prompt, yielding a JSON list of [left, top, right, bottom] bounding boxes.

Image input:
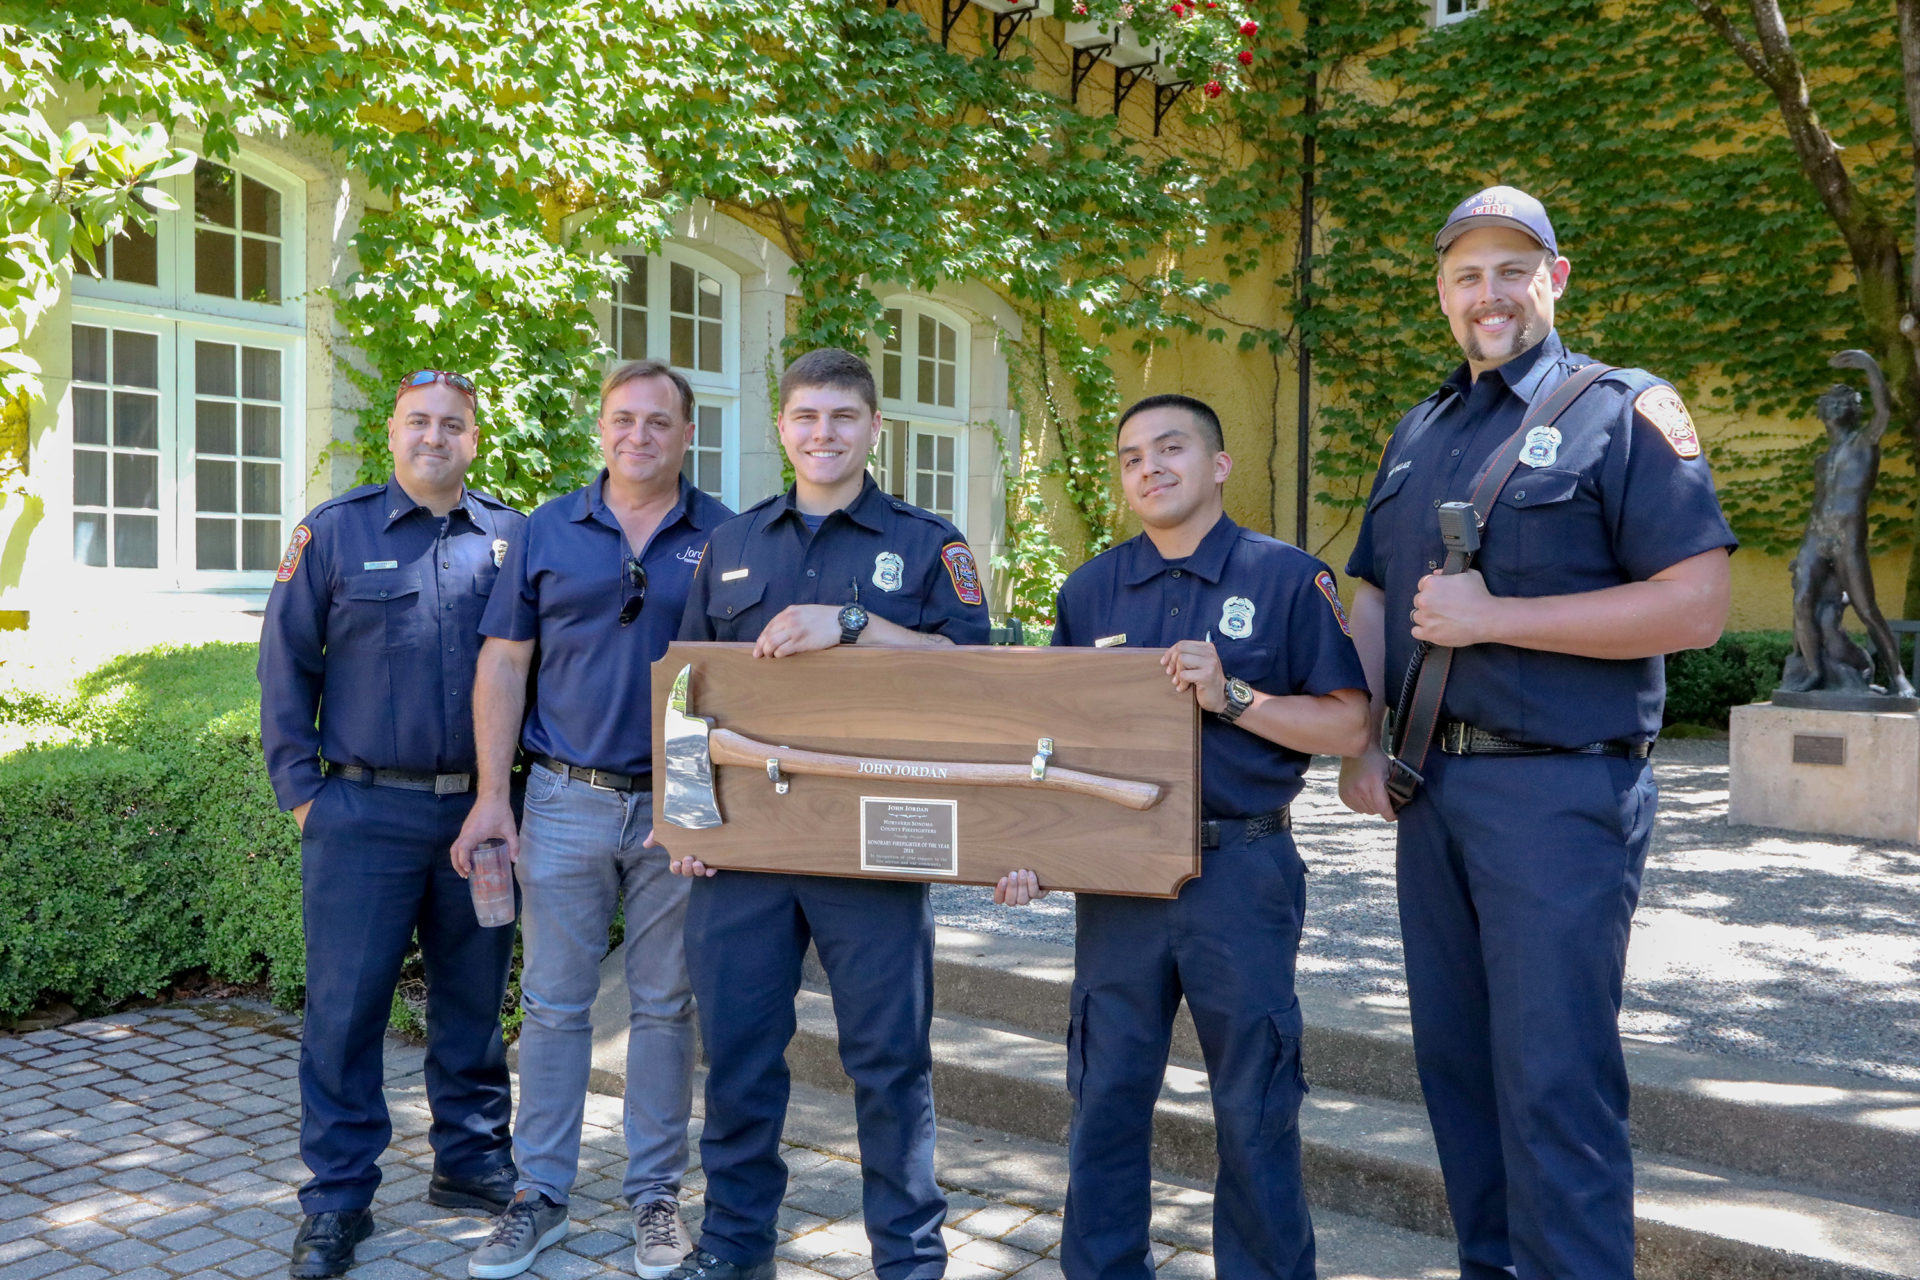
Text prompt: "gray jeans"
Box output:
[[512, 763, 693, 1206]]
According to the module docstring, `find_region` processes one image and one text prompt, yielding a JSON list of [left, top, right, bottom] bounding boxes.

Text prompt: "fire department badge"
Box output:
[[1218, 596, 1256, 641], [491, 538, 509, 568], [1520, 425, 1561, 469], [1635, 385, 1701, 459], [873, 551, 905, 593], [940, 543, 983, 605], [276, 525, 312, 582]]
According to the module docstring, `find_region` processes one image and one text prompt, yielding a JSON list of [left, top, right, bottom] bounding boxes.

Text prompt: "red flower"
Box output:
[[1170, 1, 1184, 13], [1204, 80, 1223, 98], [1240, 19, 1258, 36], [1237, 49, 1253, 64]]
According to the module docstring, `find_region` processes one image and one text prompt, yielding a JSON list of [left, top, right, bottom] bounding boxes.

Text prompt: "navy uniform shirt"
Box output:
[[1053, 514, 1367, 818], [679, 476, 989, 647], [258, 476, 526, 811], [1347, 330, 1737, 748], [482, 473, 733, 778]]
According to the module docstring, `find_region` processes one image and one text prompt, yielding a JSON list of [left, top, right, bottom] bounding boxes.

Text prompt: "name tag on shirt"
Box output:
[[363, 560, 399, 571], [721, 568, 750, 582], [1094, 634, 1127, 648]]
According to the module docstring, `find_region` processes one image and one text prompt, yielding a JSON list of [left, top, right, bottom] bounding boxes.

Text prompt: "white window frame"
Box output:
[[872, 297, 970, 534], [1434, 0, 1484, 26], [65, 308, 306, 588], [608, 244, 742, 508], [61, 149, 306, 591]]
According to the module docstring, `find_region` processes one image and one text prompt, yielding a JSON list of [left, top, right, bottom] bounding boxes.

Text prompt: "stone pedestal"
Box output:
[[1728, 702, 1920, 842]]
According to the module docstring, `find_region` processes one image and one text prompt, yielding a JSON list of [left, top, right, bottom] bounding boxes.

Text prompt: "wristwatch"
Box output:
[[1218, 676, 1255, 724], [838, 603, 869, 646]]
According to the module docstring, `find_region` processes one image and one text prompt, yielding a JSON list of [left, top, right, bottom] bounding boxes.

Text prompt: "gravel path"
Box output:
[[932, 741, 1920, 1084]]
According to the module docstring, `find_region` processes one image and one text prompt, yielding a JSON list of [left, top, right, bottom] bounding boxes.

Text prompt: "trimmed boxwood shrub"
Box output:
[[1664, 630, 1796, 729]]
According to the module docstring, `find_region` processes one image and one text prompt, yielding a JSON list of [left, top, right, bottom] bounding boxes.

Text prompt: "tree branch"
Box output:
[[1900, 0, 1920, 336], [1690, 2, 1770, 82]]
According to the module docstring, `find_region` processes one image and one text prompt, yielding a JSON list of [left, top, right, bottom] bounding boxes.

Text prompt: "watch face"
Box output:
[[839, 604, 868, 630], [1227, 678, 1253, 706]]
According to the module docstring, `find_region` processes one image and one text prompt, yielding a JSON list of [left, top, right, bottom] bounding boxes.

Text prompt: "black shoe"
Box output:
[[289, 1209, 375, 1278], [666, 1248, 775, 1280], [428, 1162, 519, 1215]]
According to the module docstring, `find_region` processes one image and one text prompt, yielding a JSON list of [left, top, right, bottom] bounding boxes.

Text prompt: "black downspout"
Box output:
[[1295, 2, 1318, 549]]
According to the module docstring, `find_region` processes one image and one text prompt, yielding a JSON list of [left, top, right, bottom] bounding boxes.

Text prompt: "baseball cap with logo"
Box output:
[[1434, 185, 1558, 257]]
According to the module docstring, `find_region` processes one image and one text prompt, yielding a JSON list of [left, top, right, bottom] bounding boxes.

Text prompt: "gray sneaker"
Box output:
[[633, 1198, 692, 1279], [467, 1190, 567, 1279]]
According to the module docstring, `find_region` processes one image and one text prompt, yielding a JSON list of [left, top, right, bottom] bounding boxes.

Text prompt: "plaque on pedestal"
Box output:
[[651, 642, 1200, 897]]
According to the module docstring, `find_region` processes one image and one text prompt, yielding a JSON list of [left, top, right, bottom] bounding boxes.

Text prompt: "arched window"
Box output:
[[67, 155, 304, 582], [608, 245, 740, 507], [871, 298, 969, 531]]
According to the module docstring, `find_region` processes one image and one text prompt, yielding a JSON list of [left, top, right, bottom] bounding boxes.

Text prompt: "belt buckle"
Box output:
[[434, 773, 470, 796], [585, 769, 619, 792], [1439, 721, 1467, 754]]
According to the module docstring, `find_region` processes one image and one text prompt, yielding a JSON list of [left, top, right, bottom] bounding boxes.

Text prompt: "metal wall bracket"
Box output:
[[991, 6, 1037, 58], [941, 0, 969, 45], [767, 758, 789, 795], [1113, 61, 1151, 117], [1070, 43, 1111, 103], [1030, 737, 1054, 781], [1152, 79, 1191, 136]]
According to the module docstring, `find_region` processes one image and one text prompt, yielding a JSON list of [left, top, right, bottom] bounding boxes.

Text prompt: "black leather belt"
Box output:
[[1437, 721, 1654, 759], [530, 754, 649, 793], [324, 762, 472, 795], [1200, 806, 1291, 849]]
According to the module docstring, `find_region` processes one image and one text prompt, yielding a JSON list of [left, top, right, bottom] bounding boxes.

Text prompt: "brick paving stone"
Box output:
[[151, 1223, 226, 1253], [1007, 1261, 1066, 1280], [100, 1169, 171, 1194], [39, 1221, 121, 1253], [952, 1204, 1034, 1240], [126, 1064, 184, 1084], [214, 1245, 285, 1277], [998, 1212, 1062, 1258], [951, 1236, 1041, 1274], [160, 1233, 254, 1272], [0, 1240, 45, 1266], [85, 1235, 167, 1271], [125, 1206, 215, 1240], [16, 1171, 92, 1199], [0, 1224, 38, 1251], [0, 1250, 71, 1280]]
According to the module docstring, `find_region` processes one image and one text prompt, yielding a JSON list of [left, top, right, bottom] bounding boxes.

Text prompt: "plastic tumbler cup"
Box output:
[[469, 838, 515, 927]]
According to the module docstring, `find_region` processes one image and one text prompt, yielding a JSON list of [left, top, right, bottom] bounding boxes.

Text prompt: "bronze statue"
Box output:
[[1777, 349, 1917, 701]]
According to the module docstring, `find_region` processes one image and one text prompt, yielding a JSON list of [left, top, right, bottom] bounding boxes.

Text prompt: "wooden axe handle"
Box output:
[[707, 728, 1164, 812]]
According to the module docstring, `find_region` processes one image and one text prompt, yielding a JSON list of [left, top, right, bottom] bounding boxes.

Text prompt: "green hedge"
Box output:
[[0, 644, 303, 1019], [1664, 630, 1795, 730]]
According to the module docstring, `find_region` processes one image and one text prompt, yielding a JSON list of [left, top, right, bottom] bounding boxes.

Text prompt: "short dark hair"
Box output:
[[779, 347, 878, 414], [602, 358, 695, 422], [1115, 394, 1225, 454]]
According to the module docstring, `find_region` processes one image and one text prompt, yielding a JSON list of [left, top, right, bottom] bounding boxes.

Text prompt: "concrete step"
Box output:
[[924, 928, 1920, 1211], [780, 989, 1920, 1280]]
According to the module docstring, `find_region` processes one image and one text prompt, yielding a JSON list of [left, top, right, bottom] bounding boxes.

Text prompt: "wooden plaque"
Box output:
[[649, 642, 1199, 897]]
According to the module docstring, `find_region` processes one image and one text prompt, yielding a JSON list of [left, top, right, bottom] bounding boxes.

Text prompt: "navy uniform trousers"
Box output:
[[297, 776, 516, 1213], [1064, 819, 1314, 1280], [685, 871, 945, 1280], [1398, 750, 1657, 1280]]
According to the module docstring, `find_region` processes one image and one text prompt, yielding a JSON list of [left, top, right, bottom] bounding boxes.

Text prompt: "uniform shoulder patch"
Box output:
[[940, 542, 983, 606], [1314, 570, 1352, 637], [276, 525, 312, 582], [1634, 384, 1701, 459]]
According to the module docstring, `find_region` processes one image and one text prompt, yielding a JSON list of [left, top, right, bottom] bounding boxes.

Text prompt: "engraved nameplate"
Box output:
[[860, 796, 958, 876], [1791, 733, 1847, 766]]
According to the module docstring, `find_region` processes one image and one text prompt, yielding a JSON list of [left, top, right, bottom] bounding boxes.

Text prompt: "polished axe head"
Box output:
[[661, 664, 723, 829]]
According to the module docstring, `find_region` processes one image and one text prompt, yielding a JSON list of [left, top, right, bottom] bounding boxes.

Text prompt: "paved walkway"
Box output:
[[933, 740, 1920, 1083]]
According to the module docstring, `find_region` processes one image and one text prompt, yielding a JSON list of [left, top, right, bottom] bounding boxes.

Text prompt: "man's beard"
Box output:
[[1465, 311, 1545, 366]]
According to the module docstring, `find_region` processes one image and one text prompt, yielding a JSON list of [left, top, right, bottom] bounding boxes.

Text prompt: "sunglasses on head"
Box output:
[[619, 556, 648, 626], [395, 369, 477, 405]]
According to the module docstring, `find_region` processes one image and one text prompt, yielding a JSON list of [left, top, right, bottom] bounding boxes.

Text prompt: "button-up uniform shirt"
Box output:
[[1347, 331, 1737, 747], [482, 473, 733, 779], [1052, 514, 1367, 818], [679, 477, 988, 647], [258, 477, 525, 810]]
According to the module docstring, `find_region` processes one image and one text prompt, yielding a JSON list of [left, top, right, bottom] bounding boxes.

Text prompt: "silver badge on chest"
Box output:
[[873, 551, 904, 592], [1218, 596, 1256, 640], [1519, 425, 1561, 469]]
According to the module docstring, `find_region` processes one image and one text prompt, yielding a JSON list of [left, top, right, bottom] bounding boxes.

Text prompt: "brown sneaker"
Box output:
[[633, 1198, 692, 1279]]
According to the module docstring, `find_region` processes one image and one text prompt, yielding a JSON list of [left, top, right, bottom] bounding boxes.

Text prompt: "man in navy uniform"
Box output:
[[1338, 187, 1735, 1279], [998, 394, 1369, 1280], [451, 359, 733, 1280], [665, 347, 989, 1280], [259, 369, 525, 1278]]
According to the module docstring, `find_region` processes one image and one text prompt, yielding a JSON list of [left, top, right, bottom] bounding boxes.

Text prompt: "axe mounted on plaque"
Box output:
[[661, 663, 1164, 830]]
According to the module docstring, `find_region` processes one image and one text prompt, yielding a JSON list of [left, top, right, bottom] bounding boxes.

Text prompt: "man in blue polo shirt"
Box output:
[[665, 347, 989, 1280], [998, 394, 1369, 1280], [452, 358, 733, 1280], [260, 369, 524, 1279], [1339, 188, 1735, 1279]]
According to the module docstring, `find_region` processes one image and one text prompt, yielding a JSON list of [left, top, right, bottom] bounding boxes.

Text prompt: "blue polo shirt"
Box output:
[[482, 473, 733, 777], [1347, 331, 1737, 747], [679, 476, 989, 645], [258, 476, 526, 810], [1052, 514, 1367, 818]]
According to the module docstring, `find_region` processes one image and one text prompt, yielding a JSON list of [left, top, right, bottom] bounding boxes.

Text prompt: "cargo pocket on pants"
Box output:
[[1258, 999, 1309, 1144], [1066, 987, 1089, 1102]]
